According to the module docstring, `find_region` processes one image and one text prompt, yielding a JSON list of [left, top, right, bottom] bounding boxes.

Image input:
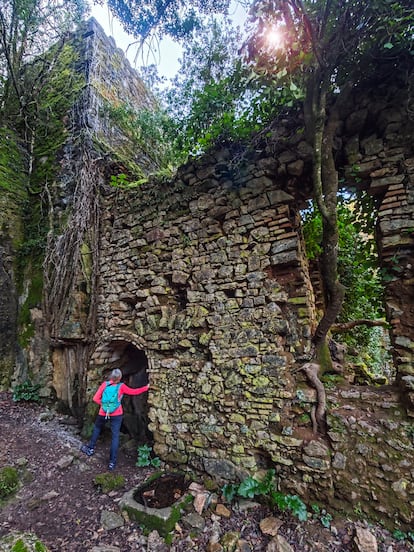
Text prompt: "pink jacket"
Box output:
[[93, 380, 149, 416]]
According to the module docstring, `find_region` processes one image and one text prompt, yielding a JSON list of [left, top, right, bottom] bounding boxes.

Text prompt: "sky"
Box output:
[[89, 1, 248, 81]]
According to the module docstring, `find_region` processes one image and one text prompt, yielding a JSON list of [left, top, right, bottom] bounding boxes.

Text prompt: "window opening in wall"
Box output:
[[104, 341, 152, 444], [301, 192, 393, 385], [174, 286, 188, 310], [224, 289, 236, 298]]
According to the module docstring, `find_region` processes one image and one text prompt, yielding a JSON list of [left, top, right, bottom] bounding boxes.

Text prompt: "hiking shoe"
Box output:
[[81, 445, 94, 457], [108, 462, 115, 471]]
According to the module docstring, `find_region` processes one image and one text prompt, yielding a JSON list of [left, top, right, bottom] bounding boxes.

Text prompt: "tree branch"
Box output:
[[331, 319, 388, 333]]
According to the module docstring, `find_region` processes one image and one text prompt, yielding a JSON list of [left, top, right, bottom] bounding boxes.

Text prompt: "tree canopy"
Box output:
[[0, 0, 87, 119], [103, 0, 232, 41]]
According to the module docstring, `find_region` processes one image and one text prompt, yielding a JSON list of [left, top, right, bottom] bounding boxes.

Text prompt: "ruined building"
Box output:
[[1, 19, 413, 527]]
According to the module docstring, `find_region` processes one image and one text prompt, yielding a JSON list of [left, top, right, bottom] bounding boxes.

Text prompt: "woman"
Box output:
[[80, 368, 149, 471]]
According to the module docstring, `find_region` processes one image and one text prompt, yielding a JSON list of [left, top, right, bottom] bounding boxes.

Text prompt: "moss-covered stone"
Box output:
[[120, 482, 192, 536], [0, 532, 49, 552], [93, 472, 125, 493], [0, 466, 19, 500]]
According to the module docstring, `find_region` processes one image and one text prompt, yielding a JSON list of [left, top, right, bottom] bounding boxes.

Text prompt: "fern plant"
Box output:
[[222, 469, 308, 521]]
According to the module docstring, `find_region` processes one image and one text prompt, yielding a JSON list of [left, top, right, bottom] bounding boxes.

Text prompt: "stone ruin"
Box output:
[[1, 18, 413, 527]]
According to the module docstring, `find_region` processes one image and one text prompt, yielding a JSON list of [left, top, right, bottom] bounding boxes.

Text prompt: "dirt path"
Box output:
[[0, 392, 411, 551]]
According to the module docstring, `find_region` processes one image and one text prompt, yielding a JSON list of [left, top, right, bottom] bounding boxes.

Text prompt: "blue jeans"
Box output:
[[88, 414, 123, 465]]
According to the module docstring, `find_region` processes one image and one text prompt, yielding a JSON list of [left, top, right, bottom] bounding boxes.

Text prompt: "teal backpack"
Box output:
[[101, 382, 122, 418]]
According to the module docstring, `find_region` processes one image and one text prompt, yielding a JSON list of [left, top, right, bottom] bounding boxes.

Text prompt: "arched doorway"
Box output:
[[91, 334, 152, 444]]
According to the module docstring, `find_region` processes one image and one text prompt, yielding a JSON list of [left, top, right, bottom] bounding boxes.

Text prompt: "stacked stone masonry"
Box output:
[[87, 77, 414, 527], [77, 25, 414, 527]]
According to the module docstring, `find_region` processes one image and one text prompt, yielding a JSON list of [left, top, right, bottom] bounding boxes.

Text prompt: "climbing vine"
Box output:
[[43, 145, 102, 339]]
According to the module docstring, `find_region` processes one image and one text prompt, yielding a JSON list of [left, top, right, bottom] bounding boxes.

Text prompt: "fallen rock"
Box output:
[[221, 531, 241, 551], [56, 455, 74, 469], [189, 481, 211, 514], [146, 530, 170, 552], [237, 499, 262, 512], [354, 526, 378, 552], [41, 490, 59, 501], [259, 516, 283, 536], [182, 512, 206, 532], [237, 539, 252, 552], [266, 535, 294, 552], [100, 510, 124, 531], [207, 543, 224, 552], [216, 503, 232, 518]]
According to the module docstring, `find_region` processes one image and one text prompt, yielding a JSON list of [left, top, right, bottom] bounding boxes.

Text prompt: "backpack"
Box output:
[[101, 382, 121, 418]]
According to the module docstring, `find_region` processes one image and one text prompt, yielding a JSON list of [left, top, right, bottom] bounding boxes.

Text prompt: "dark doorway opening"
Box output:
[[104, 341, 152, 444]]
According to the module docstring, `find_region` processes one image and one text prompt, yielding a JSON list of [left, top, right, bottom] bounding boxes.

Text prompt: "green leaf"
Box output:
[[270, 492, 308, 521], [151, 457, 161, 468], [383, 42, 394, 49], [222, 483, 238, 502], [237, 476, 260, 498]]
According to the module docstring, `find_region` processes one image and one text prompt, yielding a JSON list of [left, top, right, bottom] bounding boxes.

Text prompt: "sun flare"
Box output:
[[265, 27, 284, 49]]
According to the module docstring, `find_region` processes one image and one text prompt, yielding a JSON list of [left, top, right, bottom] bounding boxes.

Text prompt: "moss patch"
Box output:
[[0, 466, 19, 500], [0, 532, 49, 552], [93, 472, 125, 493]]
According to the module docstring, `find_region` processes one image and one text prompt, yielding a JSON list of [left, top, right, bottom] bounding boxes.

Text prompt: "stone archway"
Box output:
[[90, 332, 152, 443]]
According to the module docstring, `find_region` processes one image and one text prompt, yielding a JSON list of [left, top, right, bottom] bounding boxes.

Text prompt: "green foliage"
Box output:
[[93, 472, 126, 493], [311, 503, 333, 528], [302, 195, 391, 373], [104, 101, 178, 170], [0, 0, 86, 116], [110, 173, 134, 188], [12, 380, 41, 402], [393, 529, 414, 544], [0, 128, 28, 196], [246, 0, 414, 96], [109, 172, 161, 189], [0, 466, 19, 499], [136, 444, 161, 468], [303, 195, 383, 314], [11, 540, 27, 552], [222, 469, 308, 521], [321, 374, 344, 390], [158, 17, 303, 161], [2, 534, 48, 552], [106, 0, 231, 41]]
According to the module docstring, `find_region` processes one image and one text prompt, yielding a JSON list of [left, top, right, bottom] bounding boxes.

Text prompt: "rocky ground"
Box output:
[[0, 391, 412, 552]]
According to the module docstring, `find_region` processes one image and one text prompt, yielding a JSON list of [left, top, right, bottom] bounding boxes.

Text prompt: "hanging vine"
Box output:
[[42, 143, 103, 340]]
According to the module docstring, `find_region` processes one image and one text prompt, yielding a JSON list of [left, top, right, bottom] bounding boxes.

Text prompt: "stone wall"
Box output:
[[24, 17, 159, 411], [88, 74, 414, 525], [341, 81, 414, 393], [93, 148, 316, 469], [0, 128, 29, 386]]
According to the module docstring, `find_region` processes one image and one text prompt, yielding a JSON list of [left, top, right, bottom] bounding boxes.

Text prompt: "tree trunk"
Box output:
[[299, 77, 345, 434], [305, 75, 346, 371]]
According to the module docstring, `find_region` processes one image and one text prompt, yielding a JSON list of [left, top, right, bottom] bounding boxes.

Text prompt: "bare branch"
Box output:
[[331, 319, 388, 333]]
